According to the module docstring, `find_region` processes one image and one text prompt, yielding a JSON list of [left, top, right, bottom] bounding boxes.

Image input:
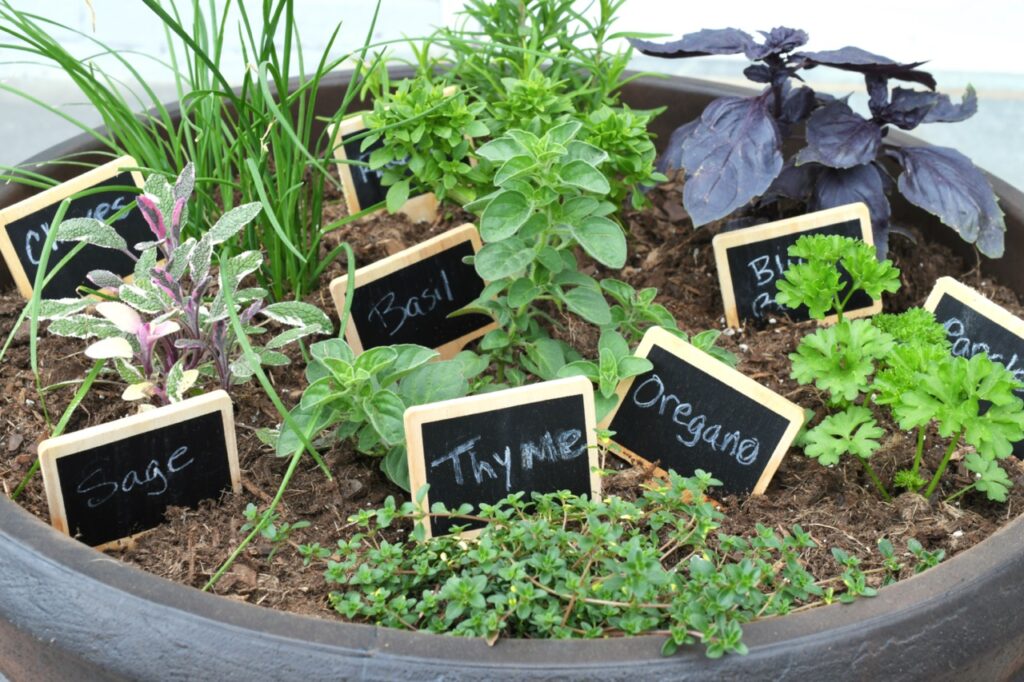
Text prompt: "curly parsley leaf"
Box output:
[[803, 406, 884, 465], [790, 319, 894, 405], [965, 452, 1012, 502]]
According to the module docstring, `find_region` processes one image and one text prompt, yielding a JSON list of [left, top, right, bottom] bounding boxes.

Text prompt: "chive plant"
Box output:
[[0, 0, 387, 299]]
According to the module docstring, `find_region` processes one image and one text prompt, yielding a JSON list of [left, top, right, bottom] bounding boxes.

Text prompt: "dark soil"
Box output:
[[2, 180, 1024, 620]]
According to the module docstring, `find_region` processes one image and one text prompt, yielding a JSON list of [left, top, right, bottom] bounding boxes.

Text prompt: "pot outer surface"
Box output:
[[2, 72, 1024, 681]]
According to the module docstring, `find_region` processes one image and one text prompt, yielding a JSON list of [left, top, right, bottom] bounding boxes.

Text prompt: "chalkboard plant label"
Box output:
[[601, 326, 804, 495], [925, 276, 1024, 454], [329, 223, 497, 359], [0, 155, 150, 300], [712, 202, 880, 327], [924, 277, 1024, 380], [38, 390, 240, 549], [331, 112, 438, 222], [405, 376, 600, 538]]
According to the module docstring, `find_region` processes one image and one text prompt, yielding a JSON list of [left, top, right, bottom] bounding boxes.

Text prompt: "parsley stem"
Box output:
[[944, 483, 976, 504], [861, 458, 891, 501], [924, 431, 963, 499], [911, 426, 926, 478]]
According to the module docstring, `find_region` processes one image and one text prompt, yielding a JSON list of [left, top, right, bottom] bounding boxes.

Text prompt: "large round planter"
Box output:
[[2, 72, 1024, 681]]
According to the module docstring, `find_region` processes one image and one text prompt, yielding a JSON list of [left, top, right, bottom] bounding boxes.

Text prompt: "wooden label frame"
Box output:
[[600, 326, 804, 495], [712, 202, 879, 328], [328, 222, 497, 359], [405, 376, 601, 540], [925, 276, 1024, 364], [38, 390, 240, 550], [0, 155, 145, 299]]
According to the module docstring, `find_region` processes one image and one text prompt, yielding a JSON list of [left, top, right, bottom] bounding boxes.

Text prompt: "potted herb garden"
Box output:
[[2, 2, 1024, 680]]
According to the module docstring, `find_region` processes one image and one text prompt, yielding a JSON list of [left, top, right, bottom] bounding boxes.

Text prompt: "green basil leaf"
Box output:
[[560, 159, 610, 194]]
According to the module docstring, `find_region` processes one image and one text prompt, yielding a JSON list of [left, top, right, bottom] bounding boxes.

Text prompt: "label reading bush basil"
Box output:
[[38, 391, 240, 549], [329, 223, 496, 359], [602, 327, 803, 495], [925, 276, 1024, 453], [405, 376, 600, 538], [712, 202, 878, 327], [0, 156, 150, 300]]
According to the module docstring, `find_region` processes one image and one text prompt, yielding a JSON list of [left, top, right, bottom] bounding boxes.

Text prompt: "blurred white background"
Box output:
[[1, 0, 1021, 187]]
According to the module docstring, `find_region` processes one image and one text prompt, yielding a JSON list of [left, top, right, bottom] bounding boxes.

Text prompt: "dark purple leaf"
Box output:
[[894, 146, 1005, 257], [656, 119, 698, 174], [795, 47, 936, 89], [745, 27, 808, 60], [679, 95, 783, 226], [796, 100, 881, 169], [763, 160, 819, 203], [744, 64, 772, 83], [878, 87, 941, 129], [628, 28, 753, 59], [923, 84, 978, 123], [811, 163, 892, 255], [781, 85, 815, 124], [865, 75, 889, 115]]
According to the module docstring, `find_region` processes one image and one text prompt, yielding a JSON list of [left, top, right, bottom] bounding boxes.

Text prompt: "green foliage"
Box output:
[[435, 0, 633, 116], [557, 330, 653, 419], [775, 235, 900, 320], [242, 502, 310, 563], [277, 339, 478, 490], [892, 352, 1024, 501], [362, 80, 489, 208], [322, 471, 879, 657], [790, 319, 894, 406], [41, 166, 331, 405], [779, 242, 1022, 503], [580, 105, 667, 209], [803, 406, 884, 466], [487, 71, 575, 136], [456, 121, 629, 381], [0, 0, 380, 299]]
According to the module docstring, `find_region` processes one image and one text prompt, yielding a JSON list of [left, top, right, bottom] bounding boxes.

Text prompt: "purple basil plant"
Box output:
[[43, 164, 332, 406], [630, 27, 1005, 257]]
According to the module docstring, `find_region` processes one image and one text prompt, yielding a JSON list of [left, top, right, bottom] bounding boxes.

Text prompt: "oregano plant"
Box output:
[[41, 164, 332, 405]]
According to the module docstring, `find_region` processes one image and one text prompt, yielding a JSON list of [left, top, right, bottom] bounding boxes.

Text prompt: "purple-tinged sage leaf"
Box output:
[[795, 47, 936, 89], [923, 85, 978, 123], [796, 100, 881, 169], [894, 146, 1005, 257], [628, 28, 753, 58], [679, 94, 783, 226], [136, 194, 167, 241], [744, 27, 808, 60]]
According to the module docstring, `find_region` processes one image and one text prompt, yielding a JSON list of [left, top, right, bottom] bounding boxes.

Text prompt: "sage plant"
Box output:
[[42, 164, 332, 405]]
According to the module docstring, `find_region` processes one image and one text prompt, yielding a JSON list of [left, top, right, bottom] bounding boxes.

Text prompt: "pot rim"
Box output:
[[2, 71, 1024, 679]]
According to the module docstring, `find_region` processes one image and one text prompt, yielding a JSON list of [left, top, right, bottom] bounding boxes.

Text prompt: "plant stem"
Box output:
[[945, 483, 976, 504], [860, 458, 891, 501], [911, 426, 926, 477], [924, 431, 963, 499]]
